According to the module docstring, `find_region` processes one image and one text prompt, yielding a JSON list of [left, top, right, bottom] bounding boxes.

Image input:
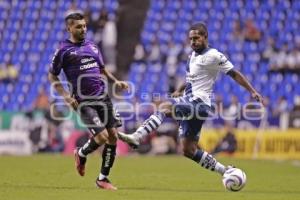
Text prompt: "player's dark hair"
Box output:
[[190, 22, 208, 38], [65, 12, 84, 26]]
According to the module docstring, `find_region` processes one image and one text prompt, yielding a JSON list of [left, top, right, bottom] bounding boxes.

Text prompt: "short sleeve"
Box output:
[[98, 50, 105, 69], [217, 52, 234, 73], [49, 48, 63, 75]]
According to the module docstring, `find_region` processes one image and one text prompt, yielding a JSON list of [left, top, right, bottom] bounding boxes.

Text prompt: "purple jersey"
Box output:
[[49, 39, 106, 101]]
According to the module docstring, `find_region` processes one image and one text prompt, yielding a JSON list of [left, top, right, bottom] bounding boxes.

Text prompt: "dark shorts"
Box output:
[[78, 96, 121, 136], [168, 96, 211, 141]]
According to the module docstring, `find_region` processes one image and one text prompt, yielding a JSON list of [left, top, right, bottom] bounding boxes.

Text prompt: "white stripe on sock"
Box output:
[[198, 151, 225, 175], [79, 148, 87, 157], [199, 152, 208, 165], [145, 124, 153, 132], [99, 173, 107, 180], [148, 120, 157, 129], [136, 114, 163, 137], [151, 115, 162, 125]]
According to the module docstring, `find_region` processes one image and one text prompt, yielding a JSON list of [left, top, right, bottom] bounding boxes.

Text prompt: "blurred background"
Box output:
[[0, 0, 299, 159]]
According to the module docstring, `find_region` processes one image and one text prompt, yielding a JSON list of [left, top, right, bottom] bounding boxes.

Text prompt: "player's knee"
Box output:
[[94, 130, 109, 143], [158, 108, 171, 116], [107, 129, 118, 144], [158, 102, 172, 116], [158, 107, 174, 118]]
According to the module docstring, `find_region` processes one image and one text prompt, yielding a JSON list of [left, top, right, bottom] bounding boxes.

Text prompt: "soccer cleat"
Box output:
[[95, 178, 117, 190], [117, 132, 140, 149], [74, 147, 86, 176]]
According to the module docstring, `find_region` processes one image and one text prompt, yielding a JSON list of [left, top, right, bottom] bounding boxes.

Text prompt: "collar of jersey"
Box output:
[[65, 39, 86, 46], [195, 47, 210, 55]]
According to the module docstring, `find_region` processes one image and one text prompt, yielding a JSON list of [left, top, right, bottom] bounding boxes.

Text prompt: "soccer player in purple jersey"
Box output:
[[48, 12, 128, 190]]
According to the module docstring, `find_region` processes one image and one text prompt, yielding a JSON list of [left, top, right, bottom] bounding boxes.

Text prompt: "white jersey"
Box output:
[[185, 48, 234, 107]]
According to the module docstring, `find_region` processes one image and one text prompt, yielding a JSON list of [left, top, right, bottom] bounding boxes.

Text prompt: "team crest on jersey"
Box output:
[[90, 45, 98, 54]]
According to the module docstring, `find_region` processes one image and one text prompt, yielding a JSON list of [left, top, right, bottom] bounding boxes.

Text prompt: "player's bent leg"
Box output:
[[118, 101, 172, 149], [75, 104, 109, 176], [181, 138, 226, 175], [74, 130, 108, 177]]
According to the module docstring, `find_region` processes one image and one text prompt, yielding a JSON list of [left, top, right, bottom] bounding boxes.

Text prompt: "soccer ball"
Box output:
[[222, 168, 247, 192]]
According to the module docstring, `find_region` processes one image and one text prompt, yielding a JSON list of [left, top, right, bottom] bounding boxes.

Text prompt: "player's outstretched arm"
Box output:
[[48, 72, 79, 109], [102, 68, 129, 91], [226, 69, 265, 105]]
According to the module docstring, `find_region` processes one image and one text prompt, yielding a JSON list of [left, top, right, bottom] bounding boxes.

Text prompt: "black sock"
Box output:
[[100, 144, 116, 176], [80, 138, 100, 156]]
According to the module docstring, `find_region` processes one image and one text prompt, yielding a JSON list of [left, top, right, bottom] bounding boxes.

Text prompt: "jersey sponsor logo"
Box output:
[[186, 73, 202, 82], [81, 57, 95, 63], [186, 73, 198, 78], [79, 62, 98, 70]]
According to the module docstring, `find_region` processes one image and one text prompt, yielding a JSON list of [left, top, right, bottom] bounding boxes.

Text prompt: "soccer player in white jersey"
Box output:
[[118, 22, 264, 177]]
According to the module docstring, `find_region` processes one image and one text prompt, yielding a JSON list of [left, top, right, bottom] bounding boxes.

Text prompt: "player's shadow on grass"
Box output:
[[120, 187, 224, 193], [3, 184, 300, 194], [120, 187, 300, 194]]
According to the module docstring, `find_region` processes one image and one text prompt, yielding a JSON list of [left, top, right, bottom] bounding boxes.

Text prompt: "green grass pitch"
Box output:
[[0, 154, 299, 200]]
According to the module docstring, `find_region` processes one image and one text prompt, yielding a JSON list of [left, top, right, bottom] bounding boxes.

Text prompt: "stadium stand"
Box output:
[[0, 0, 299, 128]]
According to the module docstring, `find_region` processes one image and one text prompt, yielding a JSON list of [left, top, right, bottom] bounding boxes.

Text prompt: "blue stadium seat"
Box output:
[[0, 0, 298, 113]]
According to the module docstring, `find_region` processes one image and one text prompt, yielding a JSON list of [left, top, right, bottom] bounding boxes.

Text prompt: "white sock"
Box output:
[[135, 112, 165, 138], [78, 148, 87, 157], [199, 151, 226, 175], [215, 162, 226, 175], [99, 173, 107, 180]]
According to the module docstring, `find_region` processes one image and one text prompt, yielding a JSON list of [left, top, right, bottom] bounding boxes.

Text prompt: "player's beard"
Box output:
[[76, 31, 85, 42]]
